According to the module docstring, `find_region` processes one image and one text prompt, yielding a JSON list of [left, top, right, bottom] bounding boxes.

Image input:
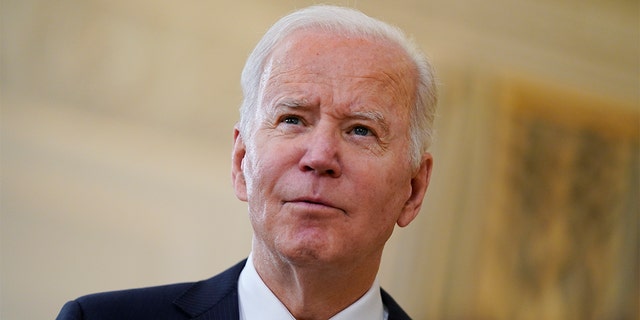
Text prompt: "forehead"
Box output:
[[261, 29, 417, 111], [271, 29, 409, 72]]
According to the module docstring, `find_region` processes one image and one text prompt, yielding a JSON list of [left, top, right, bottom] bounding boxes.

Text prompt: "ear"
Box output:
[[232, 127, 248, 202], [397, 153, 433, 227]]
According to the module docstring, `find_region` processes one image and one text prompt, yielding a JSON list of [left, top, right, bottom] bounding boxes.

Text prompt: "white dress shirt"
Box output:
[[238, 253, 388, 320]]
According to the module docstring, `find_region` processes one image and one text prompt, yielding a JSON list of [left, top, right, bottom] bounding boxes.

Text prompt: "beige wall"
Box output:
[[1, 1, 638, 319]]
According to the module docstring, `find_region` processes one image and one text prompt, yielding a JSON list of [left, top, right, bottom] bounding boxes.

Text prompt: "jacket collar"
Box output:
[[173, 258, 410, 320], [173, 259, 246, 319]]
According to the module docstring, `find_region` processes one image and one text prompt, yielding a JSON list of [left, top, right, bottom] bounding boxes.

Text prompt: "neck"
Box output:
[[251, 242, 382, 320]]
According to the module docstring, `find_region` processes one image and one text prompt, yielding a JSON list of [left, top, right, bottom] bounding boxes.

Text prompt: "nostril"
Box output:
[[301, 164, 338, 177], [298, 141, 342, 177]]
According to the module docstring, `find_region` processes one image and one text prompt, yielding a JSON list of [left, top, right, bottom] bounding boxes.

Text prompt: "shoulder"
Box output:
[[56, 259, 248, 320], [58, 281, 195, 320]]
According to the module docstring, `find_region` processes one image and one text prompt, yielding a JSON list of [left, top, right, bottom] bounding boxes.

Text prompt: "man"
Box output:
[[57, 5, 436, 320]]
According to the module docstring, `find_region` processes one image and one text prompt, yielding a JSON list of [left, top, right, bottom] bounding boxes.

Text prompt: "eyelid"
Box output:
[[272, 100, 316, 127], [278, 113, 304, 122], [278, 113, 305, 125], [349, 111, 388, 137], [273, 101, 306, 118]]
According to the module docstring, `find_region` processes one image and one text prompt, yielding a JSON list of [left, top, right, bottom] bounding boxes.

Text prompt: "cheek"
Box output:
[[357, 167, 411, 219], [242, 143, 286, 209], [241, 149, 271, 209], [241, 139, 271, 194], [243, 156, 270, 230], [241, 154, 257, 197]]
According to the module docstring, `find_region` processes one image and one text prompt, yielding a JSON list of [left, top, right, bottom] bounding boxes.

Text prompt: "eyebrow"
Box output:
[[274, 98, 311, 109], [351, 110, 390, 135], [351, 110, 385, 122]]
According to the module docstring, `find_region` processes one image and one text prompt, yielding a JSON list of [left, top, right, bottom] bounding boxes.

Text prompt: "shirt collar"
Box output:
[[238, 253, 386, 320]]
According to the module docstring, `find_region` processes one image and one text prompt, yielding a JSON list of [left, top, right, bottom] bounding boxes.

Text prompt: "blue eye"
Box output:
[[352, 126, 370, 136], [282, 116, 301, 125]]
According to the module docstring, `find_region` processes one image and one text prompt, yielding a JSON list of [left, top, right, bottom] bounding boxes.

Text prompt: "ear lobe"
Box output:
[[397, 153, 433, 227], [232, 127, 248, 202]]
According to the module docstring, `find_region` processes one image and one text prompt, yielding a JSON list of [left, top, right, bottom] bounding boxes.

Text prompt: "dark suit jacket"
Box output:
[[56, 259, 411, 320]]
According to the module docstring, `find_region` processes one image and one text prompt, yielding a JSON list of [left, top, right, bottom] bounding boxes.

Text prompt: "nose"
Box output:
[[298, 126, 342, 178]]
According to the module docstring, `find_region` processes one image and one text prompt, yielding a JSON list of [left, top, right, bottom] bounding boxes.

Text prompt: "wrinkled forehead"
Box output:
[[269, 29, 413, 77], [259, 29, 418, 107]]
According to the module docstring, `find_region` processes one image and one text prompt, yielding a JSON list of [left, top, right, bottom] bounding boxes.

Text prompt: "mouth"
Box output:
[[285, 197, 346, 215]]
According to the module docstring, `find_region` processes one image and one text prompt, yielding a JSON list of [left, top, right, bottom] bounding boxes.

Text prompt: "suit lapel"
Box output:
[[173, 259, 411, 320], [381, 288, 412, 320], [173, 260, 247, 320]]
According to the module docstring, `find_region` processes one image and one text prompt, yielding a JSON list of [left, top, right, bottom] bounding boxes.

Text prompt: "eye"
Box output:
[[281, 116, 301, 125], [351, 126, 372, 136]]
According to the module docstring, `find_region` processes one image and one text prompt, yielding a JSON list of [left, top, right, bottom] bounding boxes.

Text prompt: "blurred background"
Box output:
[[1, 0, 638, 319]]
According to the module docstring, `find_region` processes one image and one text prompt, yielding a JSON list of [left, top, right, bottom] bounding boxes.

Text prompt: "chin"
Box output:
[[276, 234, 340, 266]]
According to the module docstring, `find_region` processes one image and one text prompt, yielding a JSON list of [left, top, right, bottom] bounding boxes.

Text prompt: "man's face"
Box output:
[[233, 29, 432, 267]]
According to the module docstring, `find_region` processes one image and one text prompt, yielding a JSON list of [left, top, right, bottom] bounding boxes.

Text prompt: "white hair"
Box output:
[[238, 5, 437, 168]]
